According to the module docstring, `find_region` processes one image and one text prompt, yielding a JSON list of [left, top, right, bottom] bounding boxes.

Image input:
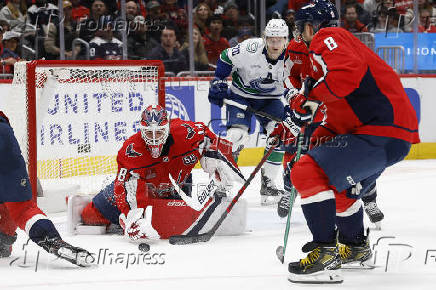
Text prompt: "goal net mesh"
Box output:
[[6, 61, 162, 194]]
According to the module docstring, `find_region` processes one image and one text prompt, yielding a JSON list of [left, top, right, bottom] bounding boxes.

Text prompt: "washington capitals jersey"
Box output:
[[113, 118, 217, 214], [284, 38, 311, 90], [89, 36, 123, 60], [219, 38, 286, 99], [308, 28, 419, 144]]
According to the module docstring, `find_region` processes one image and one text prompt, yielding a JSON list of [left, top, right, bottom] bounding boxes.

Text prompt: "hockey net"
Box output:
[[5, 60, 165, 198]]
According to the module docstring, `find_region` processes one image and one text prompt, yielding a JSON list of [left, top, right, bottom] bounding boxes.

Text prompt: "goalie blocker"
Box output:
[[67, 105, 247, 239]]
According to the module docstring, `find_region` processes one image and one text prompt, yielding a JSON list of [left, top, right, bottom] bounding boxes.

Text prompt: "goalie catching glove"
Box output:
[[119, 206, 160, 241]]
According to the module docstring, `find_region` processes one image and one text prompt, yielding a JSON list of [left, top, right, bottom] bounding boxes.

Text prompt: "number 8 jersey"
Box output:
[[307, 27, 419, 144], [219, 38, 287, 99]]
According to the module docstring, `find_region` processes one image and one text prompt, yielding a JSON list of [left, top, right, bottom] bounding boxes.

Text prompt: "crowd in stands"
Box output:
[[0, 0, 434, 75]]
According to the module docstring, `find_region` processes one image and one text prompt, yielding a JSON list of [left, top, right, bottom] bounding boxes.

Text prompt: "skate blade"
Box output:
[[374, 221, 382, 231], [342, 260, 377, 270], [288, 270, 343, 284]]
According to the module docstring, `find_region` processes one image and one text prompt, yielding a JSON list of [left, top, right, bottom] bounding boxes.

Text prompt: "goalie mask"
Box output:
[[140, 105, 170, 158], [264, 19, 289, 60]]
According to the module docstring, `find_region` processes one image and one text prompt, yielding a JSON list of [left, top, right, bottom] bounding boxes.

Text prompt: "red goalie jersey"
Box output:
[[110, 118, 239, 238]]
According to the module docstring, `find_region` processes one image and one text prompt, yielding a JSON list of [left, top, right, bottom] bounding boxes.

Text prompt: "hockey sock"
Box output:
[[301, 197, 337, 243], [336, 206, 365, 245], [262, 147, 284, 185], [361, 183, 377, 203], [0, 204, 17, 236], [28, 219, 61, 245]]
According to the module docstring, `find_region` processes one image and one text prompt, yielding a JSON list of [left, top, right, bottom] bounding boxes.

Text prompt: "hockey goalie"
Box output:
[[68, 105, 247, 241]]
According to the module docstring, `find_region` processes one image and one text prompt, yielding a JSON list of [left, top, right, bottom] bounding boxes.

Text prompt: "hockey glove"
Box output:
[[267, 122, 296, 147], [119, 207, 160, 241], [208, 78, 229, 107]]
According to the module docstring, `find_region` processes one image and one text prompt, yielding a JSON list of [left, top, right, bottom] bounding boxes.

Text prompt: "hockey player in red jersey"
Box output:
[[76, 105, 245, 241], [0, 111, 92, 265], [279, 28, 386, 227], [270, 0, 419, 283]]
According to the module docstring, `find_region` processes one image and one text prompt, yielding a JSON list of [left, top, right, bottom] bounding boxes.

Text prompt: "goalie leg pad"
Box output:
[[226, 126, 249, 152], [184, 195, 248, 236], [67, 195, 107, 235]]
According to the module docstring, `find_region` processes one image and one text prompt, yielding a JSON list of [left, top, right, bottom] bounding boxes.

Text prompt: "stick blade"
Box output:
[[276, 246, 285, 264], [169, 232, 213, 245]]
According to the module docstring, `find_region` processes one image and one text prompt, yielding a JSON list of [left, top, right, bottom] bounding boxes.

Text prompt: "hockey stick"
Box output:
[[169, 139, 278, 245], [223, 99, 282, 123], [275, 132, 305, 264]]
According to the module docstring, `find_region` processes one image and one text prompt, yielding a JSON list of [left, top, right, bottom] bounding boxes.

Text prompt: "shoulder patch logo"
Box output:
[[246, 42, 258, 53], [126, 143, 142, 157], [181, 124, 196, 139]]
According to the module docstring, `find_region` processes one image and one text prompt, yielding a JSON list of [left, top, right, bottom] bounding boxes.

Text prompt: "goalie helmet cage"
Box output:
[[10, 60, 165, 200]]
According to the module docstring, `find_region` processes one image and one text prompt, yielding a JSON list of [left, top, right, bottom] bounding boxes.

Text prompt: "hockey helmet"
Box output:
[[140, 105, 170, 158], [264, 19, 289, 38], [294, 0, 339, 36]]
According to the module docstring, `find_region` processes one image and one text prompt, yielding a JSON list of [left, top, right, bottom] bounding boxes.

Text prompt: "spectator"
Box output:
[[180, 26, 209, 70], [127, 15, 159, 59], [418, 8, 436, 32], [71, 0, 90, 22], [364, 0, 382, 18], [194, 2, 212, 36], [283, 8, 295, 39], [228, 26, 254, 47], [145, 0, 167, 45], [369, 7, 403, 32], [228, 15, 255, 47], [342, 4, 369, 32], [0, 19, 10, 32], [1, 31, 20, 74], [161, 0, 188, 40], [78, 0, 107, 42], [89, 18, 122, 60], [117, 0, 138, 39], [203, 14, 229, 66], [147, 25, 188, 75], [0, 0, 27, 31], [27, 0, 58, 29], [341, 0, 371, 25], [221, 2, 239, 39], [44, 0, 79, 60]]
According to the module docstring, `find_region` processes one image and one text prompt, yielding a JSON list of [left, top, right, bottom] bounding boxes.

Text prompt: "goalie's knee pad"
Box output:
[[226, 126, 249, 152]]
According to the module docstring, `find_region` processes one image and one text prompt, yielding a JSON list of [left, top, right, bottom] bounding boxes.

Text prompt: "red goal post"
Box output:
[[8, 60, 165, 200]]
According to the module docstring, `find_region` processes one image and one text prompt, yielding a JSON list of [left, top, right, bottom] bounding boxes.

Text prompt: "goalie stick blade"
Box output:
[[288, 270, 344, 284], [169, 232, 213, 245], [275, 246, 284, 264]]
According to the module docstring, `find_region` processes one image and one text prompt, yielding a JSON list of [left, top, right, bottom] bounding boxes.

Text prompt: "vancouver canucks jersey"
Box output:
[[219, 38, 286, 99]]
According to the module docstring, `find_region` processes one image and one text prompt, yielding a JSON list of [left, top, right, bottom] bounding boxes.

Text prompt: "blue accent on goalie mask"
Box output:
[[294, 0, 339, 35]]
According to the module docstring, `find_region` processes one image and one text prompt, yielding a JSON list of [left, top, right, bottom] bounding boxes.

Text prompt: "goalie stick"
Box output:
[[169, 139, 279, 245]]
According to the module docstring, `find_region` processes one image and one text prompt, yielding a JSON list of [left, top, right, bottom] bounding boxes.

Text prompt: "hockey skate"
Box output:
[[277, 191, 296, 218], [260, 168, 284, 206], [0, 232, 17, 258], [38, 237, 94, 267], [288, 242, 343, 284], [363, 201, 384, 230], [339, 235, 375, 269]]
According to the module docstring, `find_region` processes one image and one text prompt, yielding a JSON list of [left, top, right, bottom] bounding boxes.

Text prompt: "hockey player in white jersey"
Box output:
[[208, 19, 289, 205]]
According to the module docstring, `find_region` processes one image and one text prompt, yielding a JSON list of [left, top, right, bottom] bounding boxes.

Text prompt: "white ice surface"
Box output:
[[1, 160, 436, 290]]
